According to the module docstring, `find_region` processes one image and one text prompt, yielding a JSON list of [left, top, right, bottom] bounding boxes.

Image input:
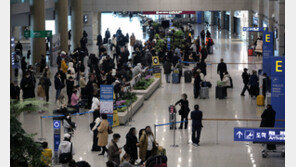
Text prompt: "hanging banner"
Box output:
[[100, 85, 114, 126], [262, 32, 274, 76], [243, 27, 268, 32], [196, 11, 203, 24], [143, 11, 196, 15], [270, 57, 285, 128]]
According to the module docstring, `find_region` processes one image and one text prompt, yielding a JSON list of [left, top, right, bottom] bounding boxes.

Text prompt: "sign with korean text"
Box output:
[[143, 11, 196, 15], [100, 85, 114, 126], [262, 32, 274, 76], [24, 30, 52, 38], [234, 127, 285, 143], [243, 27, 268, 32]]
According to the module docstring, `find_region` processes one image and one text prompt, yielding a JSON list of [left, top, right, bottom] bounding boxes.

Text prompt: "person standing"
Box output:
[[241, 68, 250, 96], [217, 58, 227, 81], [130, 33, 136, 47], [260, 104, 276, 127], [91, 115, 101, 152], [262, 73, 271, 98], [139, 126, 158, 165], [15, 41, 23, 56], [58, 133, 75, 167], [193, 71, 202, 99], [97, 33, 103, 50], [66, 76, 75, 105], [40, 73, 51, 102], [20, 72, 35, 99], [40, 54, 46, 73], [54, 73, 64, 101], [37, 81, 46, 112], [200, 43, 208, 61], [21, 56, 27, 77], [163, 57, 172, 83], [41, 142, 52, 166], [10, 81, 20, 101], [105, 28, 111, 41], [124, 127, 139, 165], [248, 70, 259, 98], [108, 133, 122, 166], [98, 114, 109, 156], [199, 59, 207, 77], [175, 94, 190, 129], [191, 105, 203, 146]]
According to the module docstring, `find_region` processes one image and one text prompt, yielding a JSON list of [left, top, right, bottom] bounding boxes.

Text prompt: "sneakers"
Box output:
[[192, 143, 200, 147]]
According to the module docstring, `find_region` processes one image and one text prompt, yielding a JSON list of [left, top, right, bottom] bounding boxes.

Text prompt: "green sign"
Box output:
[[24, 30, 52, 38]]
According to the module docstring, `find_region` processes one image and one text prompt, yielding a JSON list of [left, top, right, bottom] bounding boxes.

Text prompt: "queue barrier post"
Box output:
[[38, 116, 45, 141]]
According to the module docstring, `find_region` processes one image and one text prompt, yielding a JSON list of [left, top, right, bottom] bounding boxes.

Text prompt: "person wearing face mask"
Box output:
[[58, 133, 75, 167], [139, 126, 158, 165], [62, 114, 76, 134], [20, 72, 35, 99], [108, 133, 122, 165], [175, 93, 190, 129]]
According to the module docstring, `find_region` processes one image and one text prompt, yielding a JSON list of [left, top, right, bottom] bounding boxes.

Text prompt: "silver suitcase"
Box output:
[[200, 87, 209, 99]]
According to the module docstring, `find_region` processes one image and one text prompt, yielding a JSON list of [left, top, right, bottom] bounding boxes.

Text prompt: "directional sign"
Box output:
[[24, 30, 52, 38], [243, 27, 268, 32], [53, 120, 61, 129], [152, 56, 160, 66], [234, 127, 285, 143]]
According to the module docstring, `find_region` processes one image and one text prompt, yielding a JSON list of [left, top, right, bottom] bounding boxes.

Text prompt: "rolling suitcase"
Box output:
[[172, 73, 180, 84], [200, 87, 209, 99], [248, 48, 254, 56], [216, 86, 226, 99], [257, 95, 265, 106], [184, 70, 192, 83]]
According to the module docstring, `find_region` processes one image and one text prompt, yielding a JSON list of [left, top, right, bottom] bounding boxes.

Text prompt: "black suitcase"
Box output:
[[184, 70, 192, 83], [215, 86, 226, 99]]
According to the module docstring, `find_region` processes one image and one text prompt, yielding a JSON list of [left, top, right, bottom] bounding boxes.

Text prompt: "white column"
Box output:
[[248, 10, 253, 46], [258, 0, 264, 36]]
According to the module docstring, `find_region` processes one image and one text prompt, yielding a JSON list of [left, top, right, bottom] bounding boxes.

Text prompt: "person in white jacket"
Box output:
[[90, 94, 100, 111], [58, 133, 75, 167], [91, 116, 102, 151], [222, 72, 231, 88]]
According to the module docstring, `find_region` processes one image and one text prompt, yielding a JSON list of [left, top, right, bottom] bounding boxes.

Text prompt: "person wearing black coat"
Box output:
[[105, 28, 111, 40], [97, 34, 103, 49], [217, 58, 227, 81], [199, 59, 207, 76], [193, 72, 202, 99], [124, 127, 139, 165], [260, 105, 276, 127], [66, 76, 75, 105], [200, 30, 205, 43], [40, 73, 51, 102], [40, 55, 46, 73], [262, 73, 271, 98], [54, 73, 64, 101], [85, 79, 94, 109], [10, 81, 20, 100], [163, 58, 172, 83], [241, 68, 250, 96], [15, 41, 23, 56], [200, 44, 208, 61], [20, 73, 35, 99], [191, 105, 203, 146], [175, 94, 190, 129], [21, 56, 27, 77]]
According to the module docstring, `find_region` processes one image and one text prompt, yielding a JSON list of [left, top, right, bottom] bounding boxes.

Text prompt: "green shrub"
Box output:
[[134, 78, 155, 90]]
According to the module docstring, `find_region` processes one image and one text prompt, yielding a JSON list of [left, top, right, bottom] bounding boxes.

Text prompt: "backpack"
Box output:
[[59, 143, 72, 164]]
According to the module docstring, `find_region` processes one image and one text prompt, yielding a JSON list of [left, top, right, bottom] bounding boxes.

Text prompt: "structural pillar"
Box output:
[[30, 0, 46, 65], [278, 0, 285, 56], [258, 0, 264, 36], [248, 10, 253, 46], [211, 11, 215, 26], [71, 0, 83, 50], [230, 11, 234, 35], [55, 0, 68, 53], [268, 0, 275, 32], [221, 11, 225, 29], [98, 11, 102, 35]]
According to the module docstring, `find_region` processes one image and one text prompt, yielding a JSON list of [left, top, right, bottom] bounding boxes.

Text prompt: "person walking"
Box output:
[[262, 73, 271, 98], [191, 105, 203, 146], [175, 93, 190, 129], [163, 57, 172, 83], [200, 43, 208, 61], [54, 73, 64, 101], [248, 70, 259, 98], [193, 71, 202, 99], [58, 133, 75, 167], [37, 81, 46, 112], [108, 133, 122, 166], [217, 58, 227, 81], [260, 104, 276, 127], [21, 56, 27, 77], [241, 68, 250, 96], [40, 54, 46, 73], [40, 73, 51, 102], [124, 127, 138, 165], [98, 114, 109, 156]]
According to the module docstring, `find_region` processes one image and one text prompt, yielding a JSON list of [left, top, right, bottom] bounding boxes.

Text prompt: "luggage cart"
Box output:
[[254, 142, 285, 158], [168, 105, 177, 130]]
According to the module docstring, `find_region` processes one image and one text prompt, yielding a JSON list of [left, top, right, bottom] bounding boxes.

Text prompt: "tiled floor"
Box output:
[[18, 15, 284, 167]]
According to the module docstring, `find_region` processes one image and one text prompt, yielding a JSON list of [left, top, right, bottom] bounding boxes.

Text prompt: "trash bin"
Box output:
[[169, 105, 177, 130]]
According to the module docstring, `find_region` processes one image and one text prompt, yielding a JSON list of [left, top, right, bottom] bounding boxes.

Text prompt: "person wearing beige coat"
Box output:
[[98, 114, 109, 156], [139, 126, 158, 163]]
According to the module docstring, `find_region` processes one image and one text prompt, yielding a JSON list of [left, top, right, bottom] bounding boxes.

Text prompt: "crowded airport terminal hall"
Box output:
[[6, 0, 293, 166]]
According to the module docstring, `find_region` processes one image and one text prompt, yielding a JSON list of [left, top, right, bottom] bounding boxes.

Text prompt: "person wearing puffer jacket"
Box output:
[[68, 62, 76, 75], [222, 72, 231, 88], [58, 133, 75, 167], [132, 63, 142, 77]]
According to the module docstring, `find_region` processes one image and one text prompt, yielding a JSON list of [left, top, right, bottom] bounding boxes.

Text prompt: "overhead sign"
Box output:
[[152, 56, 160, 66], [24, 30, 52, 38], [143, 11, 196, 15], [262, 32, 274, 76], [243, 27, 268, 32], [100, 85, 114, 126], [234, 127, 285, 143]]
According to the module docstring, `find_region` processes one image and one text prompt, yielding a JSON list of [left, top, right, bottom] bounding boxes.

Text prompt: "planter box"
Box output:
[[118, 95, 144, 125], [131, 78, 161, 100]]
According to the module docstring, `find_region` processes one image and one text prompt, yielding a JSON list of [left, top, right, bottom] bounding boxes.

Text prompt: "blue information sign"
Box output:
[[53, 120, 61, 129], [234, 127, 285, 143], [53, 120, 61, 152], [54, 134, 60, 151], [100, 85, 114, 126], [243, 27, 268, 32], [262, 32, 274, 76], [196, 11, 203, 24], [271, 57, 285, 128]]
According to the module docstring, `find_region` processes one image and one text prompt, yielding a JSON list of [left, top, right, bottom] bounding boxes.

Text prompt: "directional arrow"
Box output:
[[236, 131, 243, 138]]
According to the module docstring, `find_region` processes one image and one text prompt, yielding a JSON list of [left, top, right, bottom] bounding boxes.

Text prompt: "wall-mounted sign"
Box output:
[[143, 11, 196, 15]]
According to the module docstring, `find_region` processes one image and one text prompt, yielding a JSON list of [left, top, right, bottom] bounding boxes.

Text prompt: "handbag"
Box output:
[[108, 126, 113, 134], [59, 143, 72, 163]]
